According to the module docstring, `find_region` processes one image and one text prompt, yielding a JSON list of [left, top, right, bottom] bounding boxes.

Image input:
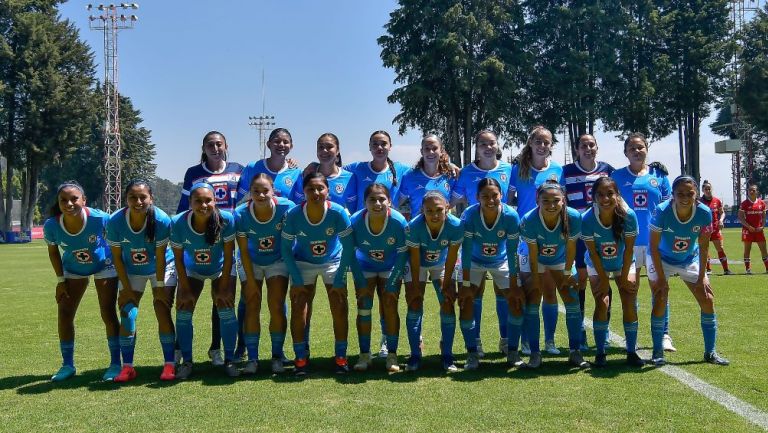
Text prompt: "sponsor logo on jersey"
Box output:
[[310, 241, 327, 256], [73, 248, 93, 264]]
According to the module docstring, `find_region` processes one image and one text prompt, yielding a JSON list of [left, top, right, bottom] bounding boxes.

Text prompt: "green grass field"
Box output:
[[1, 228, 767, 432]]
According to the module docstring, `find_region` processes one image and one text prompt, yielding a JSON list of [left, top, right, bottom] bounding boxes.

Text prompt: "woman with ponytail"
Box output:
[[296, 133, 356, 210], [106, 180, 173, 381], [399, 134, 456, 220]]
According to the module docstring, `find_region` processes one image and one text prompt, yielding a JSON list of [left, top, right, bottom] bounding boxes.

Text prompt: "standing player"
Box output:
[[45, 181, 120, 382], [700, 180, 732, 275], [399, 134, 456, 220], [460, 179, 521, 369], [178, 131, 243, 366], [451, 130, 512, 357], [296, 133, 356, 210], [348, 184, 409, 373], [234, 174, 296, 374], [511, 126, 563, 356], [281, 172, 355, 375], [560, 134, 614, 350], [171, 183, 239, 379], [519, 182, 585, 368], [238, 128, 302, 201], [738, 184, 768, 274], [611, 132, 676, 352], [581, 177, 644, 367], [647, 176, 729, 366], [106, 180, 172, 382]]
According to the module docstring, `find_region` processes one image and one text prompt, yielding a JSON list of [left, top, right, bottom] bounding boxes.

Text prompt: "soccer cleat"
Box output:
[[544, 340, 561, 355], [233, 346, 246, 363], [704, 351, 730, 366], [243, 360, 258, 375], [443, 360, 459, 373], [569, 350, 590, 368], [353, 353, 372, 372], [650, 351, 666, 367], [465, 352, 480, 370], [593, 353, 607, 368], [294, 358, 308, 376], [176, 361, 193, 380], [208, 349, 224, 366], [385, 353, 400, 372], [160, 363, 176, 381], [405, 356, 421, 372], [377, 336, 388, 358], [113, 365, 137, 383], [51, 365, 76, 382], [746, 269, 753, 275], [102, 364, 122, 381], [662, 334, 677, 352], [527, 352, 542, 369], [476, 339, 485, 358], [626, 352, 645, 367], [271, 357, 285, 374], [507, 351, 526, 368], [724, 269, 734, 275], [498, 338, 509, 355], [335, 357, 350, 374], [224, 362, 240, 378], [520, 341, 531, 356]]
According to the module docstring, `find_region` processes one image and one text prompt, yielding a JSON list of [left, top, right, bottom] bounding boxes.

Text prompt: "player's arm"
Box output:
[[738, 208, 753, 231]]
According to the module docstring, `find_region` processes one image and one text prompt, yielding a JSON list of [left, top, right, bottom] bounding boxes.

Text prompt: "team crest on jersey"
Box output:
[[284, 178, 293, 187], [500, 174, 507, 182], [258, 236, 274, 251], [585, 184, 594, 201], [601, 243, 618, 258], [440, 240, 449, 246], [194, 250, 212, 264], [88, 234, 97, 244], [482, 244, 498, 256], [444, 182, 451, 190], [633, 192, 648, 209], [386, 237, 395, 245], [673, 238, 690, 252], [335, 183, 344, 194], [650, 179, 659, 188], [325, 227, 335, 236], [310, 241, 327, 256], [214, 185, 229, 202], [425, 250, 440, 262], [497, 230, 505, 238], [692, 225, 700, 233], [541, 245, 557, 257], [73, 248, 92, 264], [369, 250, 385, 261], [131, 249, 149, 264]]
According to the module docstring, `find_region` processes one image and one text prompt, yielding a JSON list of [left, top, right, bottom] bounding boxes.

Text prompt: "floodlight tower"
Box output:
[[87, 3, 139, 213], [248, 70, 276, 159]]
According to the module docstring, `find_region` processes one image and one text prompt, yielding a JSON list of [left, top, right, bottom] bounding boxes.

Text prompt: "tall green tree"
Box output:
[[737, 6, 768, 134], [0, 0, 95, 230], [379, 0, 529, 165]]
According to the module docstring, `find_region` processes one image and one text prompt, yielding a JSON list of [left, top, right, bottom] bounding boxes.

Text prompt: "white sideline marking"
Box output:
[[563, 306, 768, 430]]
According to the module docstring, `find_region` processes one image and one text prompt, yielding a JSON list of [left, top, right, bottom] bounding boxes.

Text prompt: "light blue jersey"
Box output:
[[44, 207, 113, 276], [169, 210, 236, 277], [650, 200, 712, 266], [611, 166, 671, 247], [399, 168, 455, 216], [461, 203, 521, 274], [293, 168, 355, 210], [344, 161, 411, 213], [348, 208, 409, 290], [580, 206, 638, 272], [234, 197, 295, 266], [406, 213, 464, 267], [238, 159, 302, 202], [452, 161, 512, 206], [509, 161, 563, 217], [520, 206, 582, 266], [106, 207, 172, 276], [281, 201, 353, 286]]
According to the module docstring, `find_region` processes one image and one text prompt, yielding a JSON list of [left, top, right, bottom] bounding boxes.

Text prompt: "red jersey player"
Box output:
[[700, 181, 732, 274], [738, 184, 768, 274]]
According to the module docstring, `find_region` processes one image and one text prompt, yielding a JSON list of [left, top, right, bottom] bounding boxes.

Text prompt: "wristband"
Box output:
[[462, 280, 470, 288], [57, 276, 65, 283]]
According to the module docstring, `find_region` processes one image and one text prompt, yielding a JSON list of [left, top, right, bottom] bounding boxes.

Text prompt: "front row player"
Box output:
[[581, 177, 644, 367], [739, 184, 768, 275], [647, 176, 729, 366]]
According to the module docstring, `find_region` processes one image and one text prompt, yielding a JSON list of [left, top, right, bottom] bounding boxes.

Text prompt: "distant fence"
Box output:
[[0, 226, 44, 244]]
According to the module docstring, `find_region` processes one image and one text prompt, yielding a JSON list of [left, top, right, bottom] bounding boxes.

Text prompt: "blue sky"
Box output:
[[58, 1, 739, 204]]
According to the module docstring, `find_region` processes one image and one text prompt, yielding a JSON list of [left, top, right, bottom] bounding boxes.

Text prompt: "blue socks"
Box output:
[[217, 307, 238, 362], [176, 310, 194, 362], [651, 315, 665, 355], [542, 302, 558, 343], [473, 296, 483, 341], [293, 341, 308, 360], [270, 332, 286, 359], [440, 313, 456, 358], [506, 314, 523, 352], [460, 318, 476, 352], [495, 294, 508, 340], [159, 333, 175, 363], [701, 312, 717, 354], [623, 321, 638, 353], [122, 303, 138, 334], [526, 304, 541, 353], [593, 320, 609, 355], [119, 335, 135, 365], [357, 296, 373, 353], [60, 340, 74, 367], [406, 309, 423, 359], [120, 303, 138, 365], [664, 301, 671, 335], [564, 302, 582, 351], [244, 332, 260, 361], [335, 340, 348, 359], [386, 333, 399, 353], [107, 336, 120, 366]]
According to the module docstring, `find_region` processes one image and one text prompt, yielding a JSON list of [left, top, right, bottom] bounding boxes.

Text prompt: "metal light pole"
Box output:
[[87, 3, 138, 212], [248, 116, 276, 160]]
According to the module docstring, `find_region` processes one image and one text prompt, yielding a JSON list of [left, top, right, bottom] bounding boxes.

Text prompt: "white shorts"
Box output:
[[164, 260, 177, 287], [403, 263, 445, 283], [468, 261, 511, 289], [118, 274, 159, 292], [363, 270, 392, 280], [646, 255, 703, 284], [518, 255, 567, 274], [237, 260, 288, 282], [634, 246, 647, 268], [586, 263, 637, 278], [64, 264, 117, 280], [188, 265, 236, 282], [296, 260, 340, 286]]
